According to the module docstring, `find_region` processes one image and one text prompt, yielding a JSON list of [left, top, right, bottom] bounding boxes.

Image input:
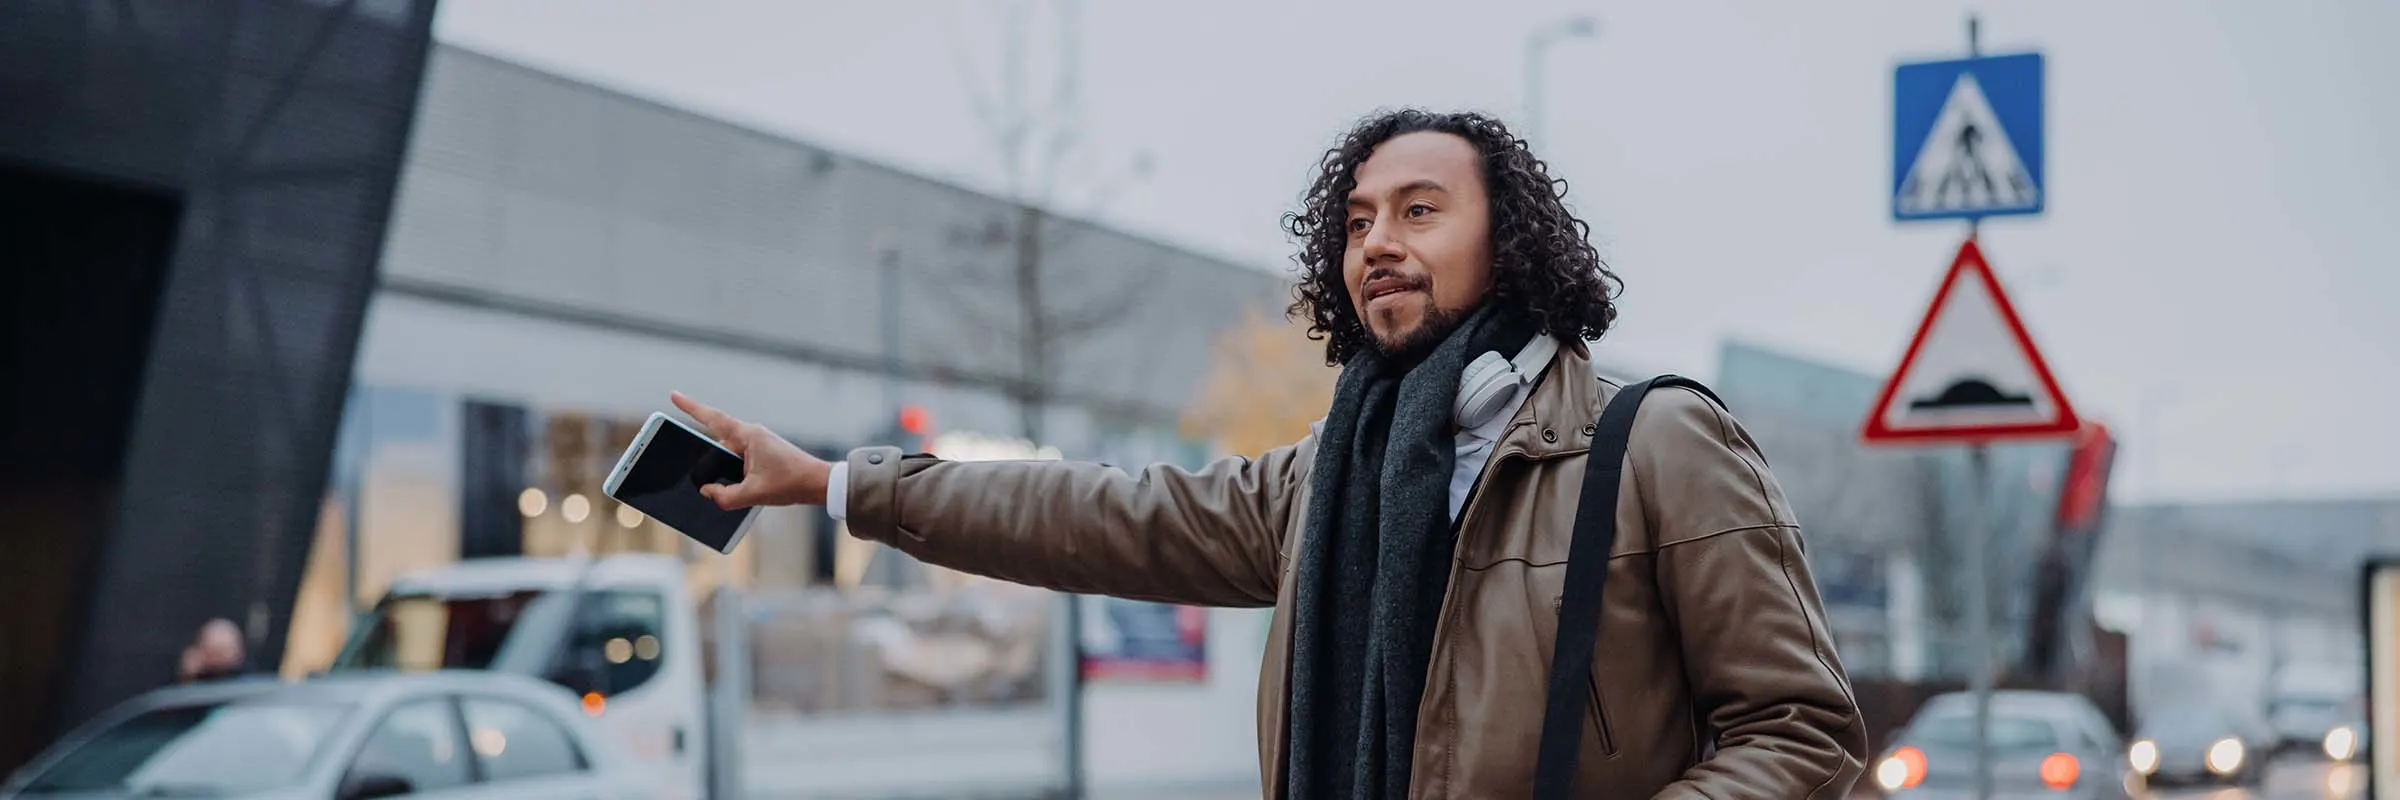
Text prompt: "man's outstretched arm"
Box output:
[[838, 440, 1308, 608], [669, 391, 1304, 609]]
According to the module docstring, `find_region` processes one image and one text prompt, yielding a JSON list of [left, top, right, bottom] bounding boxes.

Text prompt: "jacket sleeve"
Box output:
[[1633, 388, 1869, 800], [836, 438, 1312, 608]]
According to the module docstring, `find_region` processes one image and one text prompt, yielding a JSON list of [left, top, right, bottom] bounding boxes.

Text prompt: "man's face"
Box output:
[[1342, 131, 1495, 362]]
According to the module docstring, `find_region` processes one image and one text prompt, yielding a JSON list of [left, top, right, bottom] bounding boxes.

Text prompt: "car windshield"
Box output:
[[18, 700, 352, 794], [333, 589, 569, 672], [1909, 714, 2062, 751]]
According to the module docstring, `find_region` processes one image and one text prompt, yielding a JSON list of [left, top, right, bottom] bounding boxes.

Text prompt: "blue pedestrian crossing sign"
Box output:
[[1892, 52, 2045, 221]]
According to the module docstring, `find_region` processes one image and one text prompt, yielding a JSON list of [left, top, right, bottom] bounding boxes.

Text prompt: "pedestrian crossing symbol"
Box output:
[[1892, 52, 2044, 221]]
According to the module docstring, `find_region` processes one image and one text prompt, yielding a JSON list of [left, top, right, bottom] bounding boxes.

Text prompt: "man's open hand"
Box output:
[[670, 391, 833, 509]]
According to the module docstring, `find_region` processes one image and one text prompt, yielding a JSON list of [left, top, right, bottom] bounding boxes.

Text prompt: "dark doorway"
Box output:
[[0, 161, 181, 770]]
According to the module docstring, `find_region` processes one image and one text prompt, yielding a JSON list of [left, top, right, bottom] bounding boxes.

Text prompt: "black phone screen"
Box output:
[[611, 418, 750, 552]]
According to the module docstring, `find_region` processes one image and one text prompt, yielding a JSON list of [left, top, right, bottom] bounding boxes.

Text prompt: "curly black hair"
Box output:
[[1282, 109, 1620, 366]]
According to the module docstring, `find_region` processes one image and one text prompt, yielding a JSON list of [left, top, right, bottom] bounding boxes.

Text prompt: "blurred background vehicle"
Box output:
[[0, 671, 643, 800], [1871, 690, 2135, 799], [328, 554, 706, 798], [2264, 663, 2362, 757], [2126, 703, 2274, 788]]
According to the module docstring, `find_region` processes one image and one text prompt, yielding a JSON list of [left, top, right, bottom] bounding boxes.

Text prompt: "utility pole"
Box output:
[[875, 235, 904, 423], [1015, 203, 1048, 445], [2132, 386, 2176, 501]]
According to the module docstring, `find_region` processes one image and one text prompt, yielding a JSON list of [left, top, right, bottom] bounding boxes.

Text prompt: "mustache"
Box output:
[[1362, 269, 1431, 292]]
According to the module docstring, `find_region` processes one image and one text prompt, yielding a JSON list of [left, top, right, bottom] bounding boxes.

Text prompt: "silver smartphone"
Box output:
[[602, 412, 760, 554]]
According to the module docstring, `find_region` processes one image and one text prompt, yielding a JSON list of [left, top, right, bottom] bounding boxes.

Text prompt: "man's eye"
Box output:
[[1407, 204, 1434, 218], [1347, 218, 1371, 233]]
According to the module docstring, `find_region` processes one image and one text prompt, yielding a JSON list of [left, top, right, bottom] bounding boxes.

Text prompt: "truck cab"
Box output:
[[329, 554, 708, 799]]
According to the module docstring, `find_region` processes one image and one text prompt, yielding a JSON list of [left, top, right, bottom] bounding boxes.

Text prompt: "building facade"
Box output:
[[284, 44, 1293, 795]]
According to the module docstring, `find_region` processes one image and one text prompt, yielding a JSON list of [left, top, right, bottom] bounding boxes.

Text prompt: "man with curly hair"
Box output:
[[671, 109, 1867, 798]]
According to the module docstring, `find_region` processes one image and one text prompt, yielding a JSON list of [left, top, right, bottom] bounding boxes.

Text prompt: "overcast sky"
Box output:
[[438, 0, 2400, 504]]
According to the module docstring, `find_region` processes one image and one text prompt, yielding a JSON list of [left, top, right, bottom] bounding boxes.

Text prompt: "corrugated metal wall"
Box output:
[[380, 46, 1291, 432]]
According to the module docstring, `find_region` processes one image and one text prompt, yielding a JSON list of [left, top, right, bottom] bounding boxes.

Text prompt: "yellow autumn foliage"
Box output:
[[1180, 307, 1337, 457]]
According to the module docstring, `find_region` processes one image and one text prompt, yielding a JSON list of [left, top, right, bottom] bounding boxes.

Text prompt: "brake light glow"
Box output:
[[2039, 752, 2079, 790], [1875, 746, 1928, 791]]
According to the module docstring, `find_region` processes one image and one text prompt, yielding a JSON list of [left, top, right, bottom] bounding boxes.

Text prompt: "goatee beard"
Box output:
[[1373, 305, 1468, 369]]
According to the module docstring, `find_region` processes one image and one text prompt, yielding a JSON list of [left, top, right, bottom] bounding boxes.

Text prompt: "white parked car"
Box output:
[[328, 555, 708, 799], [0, 671, 650, 799]]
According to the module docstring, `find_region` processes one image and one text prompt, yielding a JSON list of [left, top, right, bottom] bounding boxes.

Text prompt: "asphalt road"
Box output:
[[2144, 756, 2364, 800]]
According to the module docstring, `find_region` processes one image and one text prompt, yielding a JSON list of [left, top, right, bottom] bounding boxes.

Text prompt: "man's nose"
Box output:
[[1361, 218, 1404, 262]]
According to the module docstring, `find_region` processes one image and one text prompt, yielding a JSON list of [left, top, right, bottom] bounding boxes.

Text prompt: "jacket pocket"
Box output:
[[1553, 590, 1619, 759], [1586, 671, 1619, 757]]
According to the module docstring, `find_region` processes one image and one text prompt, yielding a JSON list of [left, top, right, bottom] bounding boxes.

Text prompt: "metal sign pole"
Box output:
[[1968, 442, 1995, 800], [1962, 16, 1992, 799], [1878, 11, 2068, 799]]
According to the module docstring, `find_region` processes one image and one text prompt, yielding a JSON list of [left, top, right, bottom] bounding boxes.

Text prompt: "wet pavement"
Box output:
[[2143, 755, 2363, 800]]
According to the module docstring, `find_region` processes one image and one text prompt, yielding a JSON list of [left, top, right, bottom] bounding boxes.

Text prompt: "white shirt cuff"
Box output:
[[825, 461, 850, 521]]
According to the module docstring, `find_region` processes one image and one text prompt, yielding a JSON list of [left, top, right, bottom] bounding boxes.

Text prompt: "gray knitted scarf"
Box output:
[[1285, 304, 1532, 800]]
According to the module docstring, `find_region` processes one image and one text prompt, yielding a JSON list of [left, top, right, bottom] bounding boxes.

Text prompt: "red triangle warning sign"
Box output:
[[1861, 239, 2079, 445]]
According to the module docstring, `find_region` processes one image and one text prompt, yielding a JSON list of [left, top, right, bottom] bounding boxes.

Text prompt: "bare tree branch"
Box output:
[[942, 13, 1007, 151], [925, 255, 1017, 295], [923, 264, 1025, 340], [1047, 263, 1153, 338], [926, 0, 1180, 449]]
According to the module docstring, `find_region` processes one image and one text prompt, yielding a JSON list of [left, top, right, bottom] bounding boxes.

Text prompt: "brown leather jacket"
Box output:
[[841, 345, 1868, 798]]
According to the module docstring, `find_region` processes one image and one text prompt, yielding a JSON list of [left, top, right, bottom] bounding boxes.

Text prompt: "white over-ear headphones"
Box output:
[[1455, 335, 1560, 430]]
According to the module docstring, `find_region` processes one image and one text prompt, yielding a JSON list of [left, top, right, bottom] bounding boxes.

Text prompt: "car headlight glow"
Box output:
[[2128, 739, 2159, 774], [2206, 737, 2245, 775], [1876, 746, 1927, 791], [1874, 756, 1909, 791], [2326, 726, 2359, 762]]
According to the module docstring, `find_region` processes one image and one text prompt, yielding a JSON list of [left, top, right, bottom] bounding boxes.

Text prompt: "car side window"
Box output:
[[345, 700, 472, 794], [460, 697, 587, 783], [545, 590, 668, 700]]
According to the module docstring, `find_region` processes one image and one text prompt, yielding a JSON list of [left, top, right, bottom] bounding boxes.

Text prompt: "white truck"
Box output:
[[329, 552, 1073, 799], [329, 554, 716, 799]]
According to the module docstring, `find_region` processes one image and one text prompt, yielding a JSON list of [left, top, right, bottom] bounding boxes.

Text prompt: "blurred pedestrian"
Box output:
[[175, 618, 251, 684], [673, 109, 1865, 799]]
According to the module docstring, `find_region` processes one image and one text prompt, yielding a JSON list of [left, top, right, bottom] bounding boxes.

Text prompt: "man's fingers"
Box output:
[[701, 482, 759, 510], [670, 391, 736, 436]]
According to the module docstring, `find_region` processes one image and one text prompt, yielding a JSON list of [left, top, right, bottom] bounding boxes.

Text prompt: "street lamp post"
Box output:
[[2133, 386, 2179, 501], [1524, 15, 1598, 147]]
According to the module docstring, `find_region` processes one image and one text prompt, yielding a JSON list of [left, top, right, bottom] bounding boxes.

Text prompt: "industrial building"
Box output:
[[291, 43, 1290, 796]]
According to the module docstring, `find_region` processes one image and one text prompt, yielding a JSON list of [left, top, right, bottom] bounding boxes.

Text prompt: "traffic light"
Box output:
[[889, 404, 933, 453]]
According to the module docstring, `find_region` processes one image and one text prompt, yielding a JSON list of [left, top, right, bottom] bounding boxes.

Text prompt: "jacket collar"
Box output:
[[1493, 339, 1604, 462]]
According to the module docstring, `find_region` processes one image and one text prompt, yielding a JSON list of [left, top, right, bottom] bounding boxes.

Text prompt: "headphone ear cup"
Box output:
[[1455, 352, 1517, 429]]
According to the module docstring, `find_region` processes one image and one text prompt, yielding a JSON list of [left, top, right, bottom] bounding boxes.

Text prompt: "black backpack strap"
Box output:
[[1532, 374, 1722, 798]]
